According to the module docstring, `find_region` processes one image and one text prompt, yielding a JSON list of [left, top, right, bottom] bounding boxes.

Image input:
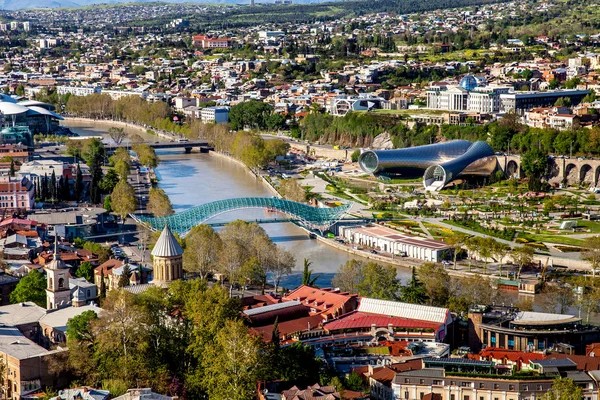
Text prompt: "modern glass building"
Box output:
[[358, 140, 497, 191]]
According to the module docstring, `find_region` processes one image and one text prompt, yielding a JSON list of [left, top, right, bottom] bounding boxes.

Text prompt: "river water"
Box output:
[[63, 120, 411, 288]]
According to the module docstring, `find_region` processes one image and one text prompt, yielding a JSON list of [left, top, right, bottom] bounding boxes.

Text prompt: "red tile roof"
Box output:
[[283, 285, 358, 318], [252, 314, 324, 342], [324, 311, 441, 332]]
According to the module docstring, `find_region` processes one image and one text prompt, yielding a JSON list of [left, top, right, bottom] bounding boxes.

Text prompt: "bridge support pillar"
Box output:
[[184, 147, 192, 153]]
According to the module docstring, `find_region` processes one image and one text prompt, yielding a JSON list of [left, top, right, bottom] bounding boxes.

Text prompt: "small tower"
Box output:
[[151, 225, 184, 287], [45, 237, 71, 310]]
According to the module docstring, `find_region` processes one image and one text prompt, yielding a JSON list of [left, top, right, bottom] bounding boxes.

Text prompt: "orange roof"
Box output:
[[283, 285, 358, 317], [472, 348, 546, 364], [94, 259, 123, 275]]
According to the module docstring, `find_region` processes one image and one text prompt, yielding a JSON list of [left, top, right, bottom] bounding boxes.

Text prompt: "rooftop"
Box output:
[[151, 225, 183, 258], [357, 297, 450, 324]]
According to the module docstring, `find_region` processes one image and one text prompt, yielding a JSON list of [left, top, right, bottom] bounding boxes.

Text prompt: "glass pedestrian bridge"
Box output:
[[131, 197, 352, 236]]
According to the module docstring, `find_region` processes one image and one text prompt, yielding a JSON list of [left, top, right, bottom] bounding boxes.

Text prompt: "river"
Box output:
[[63, 120, 411, 288]]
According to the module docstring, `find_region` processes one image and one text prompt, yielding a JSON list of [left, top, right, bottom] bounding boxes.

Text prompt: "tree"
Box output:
[[491, 241, 511, 276], [351, 149, 361, 162], [201, 320, 263, 400], [133, 144, 158, 168], [418, 263, 450, 307], [111, 180, 136, 223], [301, 258, 319, 286], [539, 285, 573, 314], [278, 342, 322, 386], [183, 224, 223, 279], [279, 179, 307, 202], [331, 260, 364, 293], [103, 195, 113, 213], [118, 265, 130, 287], [446, 233, 466, 269], [269, 247, 295, 294], [100, 169, 120, 193], [521, 148, 549, 192], [357, 262, 400, 300], [147, 188, 174, 217], [9, 160, 14, 177], [108, 127, 126, 145], [512, 245, 534, 279], [114, 160, 131, 181], [76, 261, 94, 283], [545, 377, 583, 400], [74, 163, 83, 200], [582, 236, 600, 277], [10, 269, 46, 307], [66, 310, 98, 342], [401, 267, 428, 304]]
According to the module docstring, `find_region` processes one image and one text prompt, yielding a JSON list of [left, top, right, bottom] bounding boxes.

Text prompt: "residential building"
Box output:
[[200, 106, 229, 123], [0, 176, 34, 211], [56, 86, 101, 96], [51, 387, 110, 400]]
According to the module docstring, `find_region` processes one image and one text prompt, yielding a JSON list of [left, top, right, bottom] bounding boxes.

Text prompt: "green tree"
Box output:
[[103, 195, 113, 213], [147, 188, 174, 217], [512, 245, 534, 279], [351, 149, 361, 162], [445, 233, 466, 269], [108, 127, 126, 145], [400, 267, 428, 304], [111, 180, 136, 223], [521, 148, 549, 192], [100, 169, 120, 193], [357, 262, 400, 300], [302, 258, 319, 286], [66, 310, 98, 342], [202, 319, 264, 400], [184, 224, 223, 279], [75, 261, 95, 283], [10, 269, 46, 307], [417, 263, 450, 307], [74, 163, 83, 200], [118, 265, 130, 287], [545, 377, 583, 400]]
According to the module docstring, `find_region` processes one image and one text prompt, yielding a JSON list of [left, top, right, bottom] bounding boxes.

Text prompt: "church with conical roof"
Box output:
[[151, 225, 184, 287], [45, 237, 71, 310]]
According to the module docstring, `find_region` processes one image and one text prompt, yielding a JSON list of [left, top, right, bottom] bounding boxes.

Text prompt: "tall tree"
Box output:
[[512, 245, 534, 279], [184, 224, 223, 279], [147, 188, 174, 217], [582, 236, 600, 277], [108, 127, 127, 145], [545, 377, 583, 400], [269, 247, 295, 295], [357, 262, 401, 300], [75, 261, 94, 283], [111, 180, 137, 223], [10, 269, 46, 307], [50, 170, 57, 201], [332, 260, 364, 293], [202, 320, 264, 400], [401, 267, 428, 304], [74, 163, 83, 200], [521, 148, 549, 192], [417, 263, 450, 307], [301, 258, 319, 286], [446, 233, 466, 269]]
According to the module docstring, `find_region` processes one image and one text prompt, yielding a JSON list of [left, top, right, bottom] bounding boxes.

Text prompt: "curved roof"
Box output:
[[19, 100, 54, 110], [151, 225, 183, 258], [26, 106, 64, 120], [0, 94, 17, 104], [0, 102, 28, 115]]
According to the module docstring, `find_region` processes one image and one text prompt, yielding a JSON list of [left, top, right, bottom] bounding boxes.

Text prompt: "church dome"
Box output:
[[151, 225, 183, 258], [459, 75, 478, 91]]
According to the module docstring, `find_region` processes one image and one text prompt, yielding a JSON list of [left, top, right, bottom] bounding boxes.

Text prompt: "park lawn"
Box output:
[[519, 233, 585, 246]]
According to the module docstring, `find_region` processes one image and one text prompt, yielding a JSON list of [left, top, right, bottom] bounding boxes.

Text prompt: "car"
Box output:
[[370, 249, 378, 254], [442, 260, 452, 266]]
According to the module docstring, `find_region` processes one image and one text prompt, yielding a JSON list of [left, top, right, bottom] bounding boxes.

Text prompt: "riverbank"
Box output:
[[63, 117, 175, 141]]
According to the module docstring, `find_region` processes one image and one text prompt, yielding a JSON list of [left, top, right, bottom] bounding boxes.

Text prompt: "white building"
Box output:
[[22, 22, 30, 32], [56, 86, 101, 96], [102, 89, 148, 100], [339, 224, 450, 262]]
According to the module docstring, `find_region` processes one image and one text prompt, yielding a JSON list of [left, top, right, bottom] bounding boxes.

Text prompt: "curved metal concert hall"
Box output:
[[358, 140, 497, 191]]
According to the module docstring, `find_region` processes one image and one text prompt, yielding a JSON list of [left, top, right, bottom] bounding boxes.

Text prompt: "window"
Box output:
[[420, 393, 424, 399], [494, 384, 500, 390], [522, 385, 529, 391], [58, 278, 64, 288], [420, 379, 425, 384], [450, 381, 456, 386], [537, 385, 543, 391], [479, 383, 485, 388], [451, 395, 455, 400], [464, 396, 470, 400], [461, 382, 470, 387], [509, 385, 515, 391], [433, 380, 443, 386], [480, 397, 484, 400], [405, 379, 410, 384], [405, 392, 409, 399], [87, 289, 91, 297]]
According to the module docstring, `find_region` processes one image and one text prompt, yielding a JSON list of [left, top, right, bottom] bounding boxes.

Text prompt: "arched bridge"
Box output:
[[131, 197, 352, 235], [497, 155, 600, 186]]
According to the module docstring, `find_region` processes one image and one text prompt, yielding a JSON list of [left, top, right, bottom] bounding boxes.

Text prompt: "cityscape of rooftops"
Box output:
[[0, 0, 599, 399]]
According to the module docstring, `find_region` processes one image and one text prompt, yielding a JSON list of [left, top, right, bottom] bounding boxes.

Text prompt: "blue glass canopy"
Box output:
[[132, 197, 352, 235]]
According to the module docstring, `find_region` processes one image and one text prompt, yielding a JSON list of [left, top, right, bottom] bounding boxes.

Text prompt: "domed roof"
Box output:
[[151, 225, 183, 258], [459, 75, 478, 91]]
